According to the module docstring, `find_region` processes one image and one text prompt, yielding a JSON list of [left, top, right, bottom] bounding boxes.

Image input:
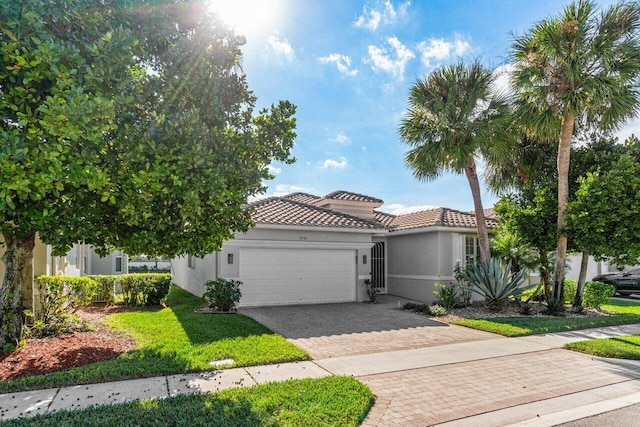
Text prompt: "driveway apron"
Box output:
[[239, 295, 498, 358]]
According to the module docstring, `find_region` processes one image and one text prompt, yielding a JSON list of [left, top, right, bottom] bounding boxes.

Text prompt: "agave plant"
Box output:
[[457, 257, 536, 311]]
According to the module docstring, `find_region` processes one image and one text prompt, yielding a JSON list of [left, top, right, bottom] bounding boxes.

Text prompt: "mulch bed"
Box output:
[[0, 307, 135, 382]]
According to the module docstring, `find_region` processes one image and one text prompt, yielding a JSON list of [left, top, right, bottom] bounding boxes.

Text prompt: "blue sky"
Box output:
[[209, 0, 635, 214]]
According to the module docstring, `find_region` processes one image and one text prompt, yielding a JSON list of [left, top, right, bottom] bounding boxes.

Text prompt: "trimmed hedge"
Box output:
[[120, 273, 172, 306], [88, 275, 120, 305], [34, 276, 97, 322]]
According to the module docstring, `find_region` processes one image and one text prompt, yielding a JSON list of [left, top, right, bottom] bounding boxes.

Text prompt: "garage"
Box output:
[[238, 248, 357, 306]]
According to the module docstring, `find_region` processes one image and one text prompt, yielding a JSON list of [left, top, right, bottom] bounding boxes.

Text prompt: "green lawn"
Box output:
[[452, 298, 640, 337], [1, 376, 374, 427], [0, 286, 309, 393], [565, 335, 640, 359]]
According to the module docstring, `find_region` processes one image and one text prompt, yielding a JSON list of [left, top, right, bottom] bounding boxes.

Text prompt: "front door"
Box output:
[[371, 242, 386, 293]]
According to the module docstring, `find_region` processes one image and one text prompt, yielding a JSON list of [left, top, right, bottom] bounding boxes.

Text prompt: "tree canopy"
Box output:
[[0, 0, 296, 347]]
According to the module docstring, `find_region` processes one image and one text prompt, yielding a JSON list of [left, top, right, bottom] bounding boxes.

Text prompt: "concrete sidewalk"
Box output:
[[2, 323, 640, 425]]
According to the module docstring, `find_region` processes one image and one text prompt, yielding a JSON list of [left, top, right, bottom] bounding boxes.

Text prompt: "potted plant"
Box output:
[[364, 277, 379, 303]]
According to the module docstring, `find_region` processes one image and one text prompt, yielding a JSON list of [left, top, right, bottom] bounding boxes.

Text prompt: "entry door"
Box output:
[[371, 242, 386, 293]]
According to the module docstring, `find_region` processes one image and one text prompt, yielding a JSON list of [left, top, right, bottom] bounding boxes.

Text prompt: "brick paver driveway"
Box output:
[[240, 295, 497, 358]]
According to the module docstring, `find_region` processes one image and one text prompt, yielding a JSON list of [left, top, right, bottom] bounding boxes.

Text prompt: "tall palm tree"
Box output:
[[399, 60, 513, 263], [511, 0, 640, 302]]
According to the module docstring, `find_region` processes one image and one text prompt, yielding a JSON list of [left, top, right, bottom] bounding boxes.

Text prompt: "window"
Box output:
[[188, 254, 196, 269], [465, 236, 479, 267], [115, 256, 123, 273], [83, 254, 88, 274]]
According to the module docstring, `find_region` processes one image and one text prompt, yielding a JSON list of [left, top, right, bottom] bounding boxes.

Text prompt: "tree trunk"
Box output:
[[553, 111, 576, 303], [573, 251, 589, 308], [0, 232, 36, 350], [464, 159, 490, 263]]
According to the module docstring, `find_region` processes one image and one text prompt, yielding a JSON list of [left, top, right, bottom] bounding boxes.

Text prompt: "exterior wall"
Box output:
[[171, 226, 375, 303], [171, 253, 218, 298], [386, 230, 476, 304], [87, 248, 128, 276]]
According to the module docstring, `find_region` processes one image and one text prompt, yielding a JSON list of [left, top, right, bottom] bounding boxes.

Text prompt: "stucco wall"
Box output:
[[171, 226, 376, 303], [171, 253, 217, 298]]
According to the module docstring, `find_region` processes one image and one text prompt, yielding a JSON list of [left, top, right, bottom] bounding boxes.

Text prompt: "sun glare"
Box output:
[[207, 0, 282, 39]]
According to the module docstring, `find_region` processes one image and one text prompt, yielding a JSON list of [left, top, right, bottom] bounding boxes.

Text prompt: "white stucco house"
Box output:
[[171, 190, 503, 306]]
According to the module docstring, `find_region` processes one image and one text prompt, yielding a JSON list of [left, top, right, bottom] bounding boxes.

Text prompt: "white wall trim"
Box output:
[[388, 274, 456, 281], [225, 240, 375, 250]]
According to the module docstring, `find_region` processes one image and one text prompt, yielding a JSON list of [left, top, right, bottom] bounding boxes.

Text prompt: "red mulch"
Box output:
[[0, 307, 135, 381]]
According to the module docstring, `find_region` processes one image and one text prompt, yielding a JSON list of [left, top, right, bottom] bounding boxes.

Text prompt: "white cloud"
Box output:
[[322, 157, 348, 169], [367, 36, 415, 80], [379, 203, 438, 215], [271, 184, 315, 196], [267, 35, 294, 61], [362, 146, 367, 151], [616, 117, 640, 143], [329, 131, 351, 145], [417, 35, 471, 68], [354, 1, 410, 31], [492, 63, 515, 97], [319, 53, 358, 76], [266, 165, 282, 174]]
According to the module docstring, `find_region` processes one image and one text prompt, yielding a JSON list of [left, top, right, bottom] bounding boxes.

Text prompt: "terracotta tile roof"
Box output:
[[388, 208, 497, 232], [323, 190, 383, 204], [281, 192, 321, 204], [373, 210, 397, 227], [249, 197, 385, 229]]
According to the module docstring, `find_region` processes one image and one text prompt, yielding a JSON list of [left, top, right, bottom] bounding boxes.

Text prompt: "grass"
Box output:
[[565, 335, 640, 360], [452, 298, 640, 337], [1, 376, 375, 427], [0, 286, 309, 393]]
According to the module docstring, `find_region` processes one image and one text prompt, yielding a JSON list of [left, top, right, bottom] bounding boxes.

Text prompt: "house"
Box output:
[[0, 239, 127, 314], [172, 190, 500, 306]]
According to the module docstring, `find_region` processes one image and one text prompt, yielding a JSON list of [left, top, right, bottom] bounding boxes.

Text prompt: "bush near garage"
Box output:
[[583, 281, 616, 309], [204, 278, 242, 312]]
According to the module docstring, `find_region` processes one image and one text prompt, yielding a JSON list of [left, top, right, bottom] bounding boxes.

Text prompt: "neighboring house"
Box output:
[[0, 239, 127, 315], [172, 190, 498, 306]]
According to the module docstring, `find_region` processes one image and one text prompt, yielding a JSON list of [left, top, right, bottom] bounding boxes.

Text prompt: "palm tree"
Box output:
[[399, 60, 513, 263], [511, 0, 640, 302]]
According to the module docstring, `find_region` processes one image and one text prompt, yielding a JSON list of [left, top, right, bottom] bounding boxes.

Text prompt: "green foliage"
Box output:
[[402, 302, 428, 313], [433, 281, 468, 310], [542, 296, 565, 316], [566, 335, 640, 360], [0, 0, 296, 347], [34, 276, 97, 323], [428, 304, 447, 317], [23, 312, 91, 339], [563, 279, 577, 304], [1, 376, 373, 427], [88, 275, 119, 305], [456, 257, 534, 311], [583, 281, 616, 309], [119, 274, 171, 307], [0, 286, 309, 393], [364, 278, 379, 303], [567, 145, 640, 265], [204, 278, 242, 312]]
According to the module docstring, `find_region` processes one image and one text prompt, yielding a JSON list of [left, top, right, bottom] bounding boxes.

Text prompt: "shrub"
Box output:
[[543, 296, 565, 316], [24, 312, 91, 338], [120, 273, 172, 306], [563, 279, 577, 304], [583, 281, 616, 309], [88, 275, 119, 305], [204, 278, 242, 312], [429, 304, 447, 316], [402, 302, 418, 310], [433, 282, 469, 310], [34, 276, 98, 323], [364, 278, 379, 303], [456, 257, 535, 311]]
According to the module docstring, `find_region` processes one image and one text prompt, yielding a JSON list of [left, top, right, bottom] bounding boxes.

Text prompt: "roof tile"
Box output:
[[388, 208, 497, 231], [323, 190, 383, 204], [250, 197, 385, 229]]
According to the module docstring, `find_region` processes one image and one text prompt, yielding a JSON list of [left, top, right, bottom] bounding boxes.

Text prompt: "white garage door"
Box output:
[[239, 248, 356, 306]]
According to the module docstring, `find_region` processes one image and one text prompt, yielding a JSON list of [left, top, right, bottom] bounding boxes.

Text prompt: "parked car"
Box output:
[[592, 268, 640, 295]]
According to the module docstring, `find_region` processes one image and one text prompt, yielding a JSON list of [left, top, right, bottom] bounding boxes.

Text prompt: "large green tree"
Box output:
[[510, 0, 640, 302], [0, 1, 296, 348], [399, 60, 513, 262]]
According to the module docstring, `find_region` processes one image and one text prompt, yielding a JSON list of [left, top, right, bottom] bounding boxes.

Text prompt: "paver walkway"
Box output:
[[2, 311, 640, 426]]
